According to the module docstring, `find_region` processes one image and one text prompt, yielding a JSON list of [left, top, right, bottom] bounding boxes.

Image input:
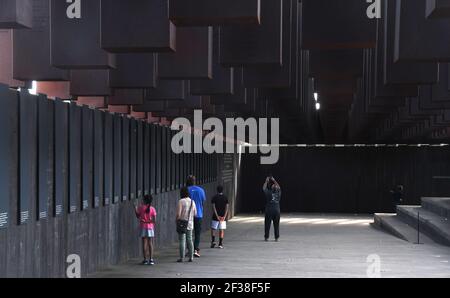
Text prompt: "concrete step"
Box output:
[[422, 197, 450, 218], [373, 213, 433, 244], [397, 205, 450, 246]]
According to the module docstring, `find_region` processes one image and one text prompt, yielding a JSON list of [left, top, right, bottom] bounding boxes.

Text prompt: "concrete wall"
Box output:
[[0, 84, 230, 277], [216, 153, 240, 218], [0, 182, 218, 278]]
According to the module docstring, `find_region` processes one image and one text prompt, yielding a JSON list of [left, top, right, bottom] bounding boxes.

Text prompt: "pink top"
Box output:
[[136, 205, 157, 230]]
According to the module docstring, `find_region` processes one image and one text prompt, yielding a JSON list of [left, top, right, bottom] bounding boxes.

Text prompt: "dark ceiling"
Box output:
[[0, 0, 450, 144]]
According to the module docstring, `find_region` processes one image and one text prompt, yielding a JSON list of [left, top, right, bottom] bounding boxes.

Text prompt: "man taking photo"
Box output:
[[263, 176, 282, 242]]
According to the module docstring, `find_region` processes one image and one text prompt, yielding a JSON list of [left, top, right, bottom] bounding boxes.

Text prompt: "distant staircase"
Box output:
[[374, 197, 450, 246]]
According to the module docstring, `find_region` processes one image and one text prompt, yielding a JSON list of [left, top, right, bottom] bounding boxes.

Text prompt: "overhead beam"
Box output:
[[220, 0, 283, 67], [0, 30, 24, 88], [70, 70, 111, 97], [394, 0, 450, 62], [108, 89, 145, 105], [109, 54, 158, 89], [13, 0, 69, 81], [100, 0, 176, 53], [242, 0, 293, 88], [426, 0, 450, 19], [145, 80, 186, 101], [301, 0, 376, 49], [158, 27, 213, 80], [383, 0, 438, 85], [50, 0, 116, 69], [0, 0, 33, 29], [169, 0, 260, 26], [190, 28, 234, 95]]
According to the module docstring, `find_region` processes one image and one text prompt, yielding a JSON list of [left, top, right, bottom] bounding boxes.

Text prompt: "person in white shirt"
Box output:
[[176, 187, 197, 263]]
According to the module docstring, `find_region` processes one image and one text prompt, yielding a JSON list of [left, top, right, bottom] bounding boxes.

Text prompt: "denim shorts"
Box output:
[[141, 228, 155, 238]]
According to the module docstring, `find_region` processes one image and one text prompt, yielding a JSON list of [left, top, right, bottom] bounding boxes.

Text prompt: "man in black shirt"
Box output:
[[263, 176, 281, 241], [210, 185, 229, 249]]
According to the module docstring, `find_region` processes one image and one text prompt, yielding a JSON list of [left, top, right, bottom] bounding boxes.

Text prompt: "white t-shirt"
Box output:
[[178, 198, 197, 231]]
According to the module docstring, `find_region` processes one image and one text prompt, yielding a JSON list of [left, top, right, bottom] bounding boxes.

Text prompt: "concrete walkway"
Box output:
[[91, 214, 450, 278]]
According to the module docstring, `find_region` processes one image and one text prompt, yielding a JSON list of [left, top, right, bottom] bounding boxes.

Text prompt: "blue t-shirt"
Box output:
[[188, 186, 206, 219]]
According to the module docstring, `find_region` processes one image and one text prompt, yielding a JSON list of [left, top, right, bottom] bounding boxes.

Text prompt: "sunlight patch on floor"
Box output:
[[230, 215, 373, 226]]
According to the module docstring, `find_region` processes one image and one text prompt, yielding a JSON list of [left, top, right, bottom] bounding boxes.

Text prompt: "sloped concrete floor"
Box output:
[[90, 214, 450, 278]]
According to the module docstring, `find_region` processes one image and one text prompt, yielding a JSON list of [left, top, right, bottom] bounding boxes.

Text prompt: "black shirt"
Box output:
[[212, 194, 229, 221], [392, 191, 403, 204], [264, 188, 281, 211], [264, 188, 281, 204]]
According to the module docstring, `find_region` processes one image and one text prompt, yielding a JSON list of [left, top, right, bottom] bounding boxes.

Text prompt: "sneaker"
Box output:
[[188, 258, 193, 262], [194, 251, 201, 258], [264, 238, 269, 242], [211, 242, 217, 248], [142, 260, 149, 265], [177, 259, 184, 263], [218, 245, 224, 249], [149, 259, 155, 265], [275, 238, 279, 242]]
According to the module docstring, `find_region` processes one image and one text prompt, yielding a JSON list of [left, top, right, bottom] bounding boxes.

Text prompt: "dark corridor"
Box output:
[[239, 146, 450, 214]]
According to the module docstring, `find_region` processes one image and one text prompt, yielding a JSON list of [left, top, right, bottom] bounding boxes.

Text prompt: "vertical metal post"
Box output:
[[415, 211, 423, 245], [417, 212, 420, 244]]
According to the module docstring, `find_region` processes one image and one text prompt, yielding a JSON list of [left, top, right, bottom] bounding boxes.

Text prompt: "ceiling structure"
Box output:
[[0, 0, 450, 144]]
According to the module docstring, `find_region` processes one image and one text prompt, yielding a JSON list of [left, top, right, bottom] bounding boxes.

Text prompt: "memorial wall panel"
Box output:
[[144, 123, 150, 195], [130, 119, 137, 200], [0, 85, 18, 228], [150, 125, 156, 194], [113, 114, 122, 203], [81, 106, 94, 210], [137, 120, 144, 197], [19, 91, 37, 223], [155, 125, 162, 193], [69, 103, 82, 213], [104, 113, 113, 205], [54, 99, 68, 216], [93, 109, 104, 208], [161, 125, 167, 192], [37, 95, 53, 219], [122, 117, 130, 201]]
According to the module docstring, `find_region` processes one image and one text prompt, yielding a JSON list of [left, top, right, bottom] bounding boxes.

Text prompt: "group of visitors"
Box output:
[[134, 175, 282, 265], [134, 175, 230, 265], [134, 173, 405, 266]]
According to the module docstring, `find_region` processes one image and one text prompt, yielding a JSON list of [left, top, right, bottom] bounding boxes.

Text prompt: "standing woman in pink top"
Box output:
[[135, 195, 157, 265]]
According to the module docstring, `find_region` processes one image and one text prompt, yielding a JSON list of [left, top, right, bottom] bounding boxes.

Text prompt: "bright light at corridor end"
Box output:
[[29, 81, 37, 95], [314, 92, 320, 110], [18, 80, 37, 95]]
